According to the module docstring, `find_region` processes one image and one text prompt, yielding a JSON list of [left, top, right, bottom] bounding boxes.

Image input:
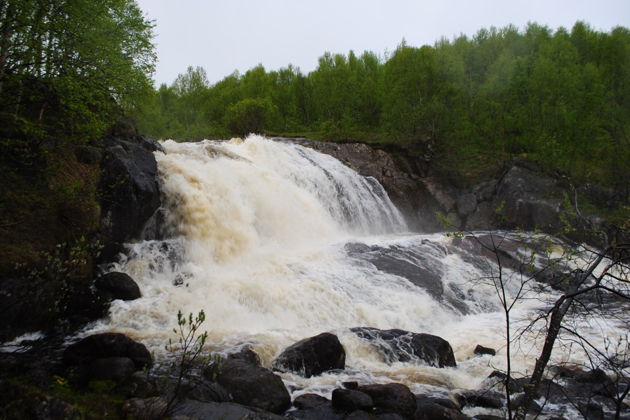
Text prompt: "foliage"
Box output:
[[0, 375, 126, 419], [0, 0, 155, 145], [224, 97, 278, 136], [165, 310, 209, 412], [132, 22, 630, 191]]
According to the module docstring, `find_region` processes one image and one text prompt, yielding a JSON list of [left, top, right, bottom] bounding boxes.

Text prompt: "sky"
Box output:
[[135, 0, 630, 86]]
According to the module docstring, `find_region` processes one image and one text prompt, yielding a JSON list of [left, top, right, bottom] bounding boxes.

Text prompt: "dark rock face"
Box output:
[[95, 272, 141, 301], [172, 399, 286, 420], [272, 332, 346, 377], [293, 393, 329, 410], [288, 402, 345, 420], [0, 275, 109, 342], [87, 356, 135, 382], [204, 358, 290, 414], [228, 346, 262, 366], [63, 332, 152, 369], [99, 128, 162, 247], [414, 400, 467, 420], [121, 397, 168, 420], [184, 380, 233, 404], [351, 328, 456, 368], [332, 388, 374, 412], [346, 410, 379, 420], [357, 383, 417, 417], [456, 390, 503, 409], [292, 138, 624, 248], [547, 367, 621, 406], [492, 163, 563, 233]]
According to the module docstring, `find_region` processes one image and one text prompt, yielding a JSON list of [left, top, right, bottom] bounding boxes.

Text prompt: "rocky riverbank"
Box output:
[[1, 132, 628, 419]]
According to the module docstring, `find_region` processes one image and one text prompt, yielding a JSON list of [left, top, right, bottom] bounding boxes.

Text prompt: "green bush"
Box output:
[[224, 98, 278, 136]]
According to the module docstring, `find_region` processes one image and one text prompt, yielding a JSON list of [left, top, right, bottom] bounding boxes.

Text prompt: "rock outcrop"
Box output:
[[95, 271, 141, 301], [204, 356, 291, 414], [98, 119, 162, 258], [62, 332, 152, 385], [63, 332, 152, 369], [272, 332, 346, 378], [351, 327, 456, 368], [287, 138, 626, 246]]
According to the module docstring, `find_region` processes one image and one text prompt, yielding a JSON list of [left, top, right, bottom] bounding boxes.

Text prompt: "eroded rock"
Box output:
[[351, 328, 456, 368], [272, 332, 345, 378]]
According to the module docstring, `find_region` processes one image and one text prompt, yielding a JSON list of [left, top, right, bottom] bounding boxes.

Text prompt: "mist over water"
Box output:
[[89, 135, 625, 403]]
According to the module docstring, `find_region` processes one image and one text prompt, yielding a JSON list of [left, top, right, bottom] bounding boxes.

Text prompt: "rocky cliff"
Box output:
[[289, 138, 627, 246]]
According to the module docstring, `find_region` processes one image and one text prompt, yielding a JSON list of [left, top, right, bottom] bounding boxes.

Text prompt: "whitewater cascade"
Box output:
[[90, 135, 626, 405]]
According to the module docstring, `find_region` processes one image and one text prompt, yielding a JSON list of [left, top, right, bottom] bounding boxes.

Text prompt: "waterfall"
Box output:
[[89, 135, 626, 402]]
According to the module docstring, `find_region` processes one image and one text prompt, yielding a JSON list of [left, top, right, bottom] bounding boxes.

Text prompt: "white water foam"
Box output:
[[87, 135, 628, 409]]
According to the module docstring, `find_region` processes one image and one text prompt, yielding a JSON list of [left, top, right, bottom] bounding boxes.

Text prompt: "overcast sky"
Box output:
[[135, 0, 630, 86]]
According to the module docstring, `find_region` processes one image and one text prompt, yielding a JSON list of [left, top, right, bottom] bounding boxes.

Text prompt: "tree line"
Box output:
[[133, 22, 630, 189], [0, 0, 155, 148]]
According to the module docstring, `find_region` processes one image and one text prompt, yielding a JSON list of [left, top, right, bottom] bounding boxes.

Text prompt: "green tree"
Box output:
[[224, 97, 277, 136], [0, 0, 155, 143]]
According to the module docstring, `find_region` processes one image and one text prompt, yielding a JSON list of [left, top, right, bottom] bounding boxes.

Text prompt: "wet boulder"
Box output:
[[456, 390, 503, 409], [87, 356, 136, 382], [228, 345, 262, 366], [173, 400, 286, 420], [95, 272, 141, 301], [357, 383, 417, 418], [272, 332, 346, 377], [99, 120, 162, 247], [288, 402, 345, 420], [474, 345, 496, 356], [414, 401, 467, 420], [63, 332, 152, 369], [293, 393, 329, 410], [122, 397, 168, 420], [351, 328, 456, 368], [332, 388, 374, 412], [204, 357, 290, 414]]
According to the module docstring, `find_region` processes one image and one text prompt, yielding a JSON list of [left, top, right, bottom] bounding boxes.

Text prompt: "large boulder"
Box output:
[[204, 357, 290, 414], [288, 402, 345, 420], [95, 271, 141, 301], [87, 357, 136, 382], [414, 398, 467, 420], [455, 390, 503, 409], [63, 332, 152, 369], [272, 332, 346, 378], [99, 121, 162, 248], [351, 328, 456, 368], [357, 383, 417, 418], [172, 399, 286, 420], [332, 388, 374, 412], [293, 394, 329, 410]]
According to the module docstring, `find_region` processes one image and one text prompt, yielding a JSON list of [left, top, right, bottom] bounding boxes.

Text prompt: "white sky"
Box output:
[[135, 0, 630, 86]]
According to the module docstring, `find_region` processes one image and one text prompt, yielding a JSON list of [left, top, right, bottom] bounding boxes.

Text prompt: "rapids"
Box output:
[[88, 135, 627, 415]]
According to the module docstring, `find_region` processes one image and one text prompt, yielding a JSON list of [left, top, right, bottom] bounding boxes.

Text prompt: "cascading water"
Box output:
[[88, 135, 627, 415]]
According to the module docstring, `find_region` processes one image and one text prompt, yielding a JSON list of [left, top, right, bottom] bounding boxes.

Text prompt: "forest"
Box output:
[[1, 2, 629, 418], [133, 22, 630, 189]]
